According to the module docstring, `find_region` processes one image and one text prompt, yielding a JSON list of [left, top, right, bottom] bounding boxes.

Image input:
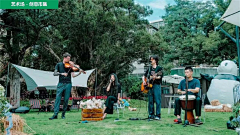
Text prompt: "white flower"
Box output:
[[0, 85, 5, 97]]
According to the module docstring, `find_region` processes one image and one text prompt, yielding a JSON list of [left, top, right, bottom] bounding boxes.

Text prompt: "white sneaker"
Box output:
[[155, 116, 161, 120]]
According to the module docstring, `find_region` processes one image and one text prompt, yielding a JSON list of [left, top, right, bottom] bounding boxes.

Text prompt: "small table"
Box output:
[[165, 95, 180, 114]]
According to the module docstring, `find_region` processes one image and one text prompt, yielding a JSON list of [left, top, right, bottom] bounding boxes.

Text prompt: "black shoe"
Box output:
[[148, 115, 155, 120], [155, 114, 161, 120], [62, 113, 65, 119], [49, 115, 58, 120], [195, 118, 203, 125], [174, 118, 182, 124]]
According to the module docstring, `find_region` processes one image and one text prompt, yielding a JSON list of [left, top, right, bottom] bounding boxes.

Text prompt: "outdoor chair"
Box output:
[[29, 99, 42, 114], [59, 99, 71, 111], [70, 98, 81, 111], [113, 102, 125, 118], [59, 99, 64, 111]]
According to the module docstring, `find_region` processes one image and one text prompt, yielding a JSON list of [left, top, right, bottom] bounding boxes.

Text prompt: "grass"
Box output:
[[17, 100, 236, 135]]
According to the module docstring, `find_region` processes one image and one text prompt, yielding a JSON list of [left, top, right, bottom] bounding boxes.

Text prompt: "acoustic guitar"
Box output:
[[141, 71, 162, 94]]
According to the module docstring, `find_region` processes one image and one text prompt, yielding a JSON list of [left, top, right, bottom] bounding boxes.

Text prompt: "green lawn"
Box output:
[[18, 103, 236, 135]]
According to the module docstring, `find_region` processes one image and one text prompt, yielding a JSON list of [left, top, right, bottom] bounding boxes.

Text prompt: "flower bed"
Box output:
[[69, 96, 131, 100]]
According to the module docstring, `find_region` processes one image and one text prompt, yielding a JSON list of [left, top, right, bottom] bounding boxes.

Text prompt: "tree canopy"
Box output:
[[0, 0, 236, 100]]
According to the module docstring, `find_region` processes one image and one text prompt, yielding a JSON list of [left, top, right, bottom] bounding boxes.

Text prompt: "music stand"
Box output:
[[183, 77, 189, 127], [129, 64, 154, 122]]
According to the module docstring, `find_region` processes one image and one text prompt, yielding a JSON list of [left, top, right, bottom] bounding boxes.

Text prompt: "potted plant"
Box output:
[[230, 103, 240, 134], [0, 84, 13, 134]]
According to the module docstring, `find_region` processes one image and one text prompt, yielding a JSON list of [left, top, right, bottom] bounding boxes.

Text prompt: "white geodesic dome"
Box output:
[[217, 60, 238, 76]]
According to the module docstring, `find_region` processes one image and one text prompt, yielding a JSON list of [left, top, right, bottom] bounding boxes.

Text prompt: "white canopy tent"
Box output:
[[220, 0, 240, 27], [216, 0, 240, 75], [162, 74, 184, 94], [162, 74, 184, 84], [12, 64, 95, 91]]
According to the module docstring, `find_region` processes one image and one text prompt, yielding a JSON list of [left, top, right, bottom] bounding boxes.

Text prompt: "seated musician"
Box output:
[[174, 67, 203, 125], [102, 73, 121, 119]]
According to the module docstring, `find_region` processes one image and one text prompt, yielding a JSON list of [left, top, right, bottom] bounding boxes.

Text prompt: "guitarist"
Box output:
[[142, 55, 163, 120]]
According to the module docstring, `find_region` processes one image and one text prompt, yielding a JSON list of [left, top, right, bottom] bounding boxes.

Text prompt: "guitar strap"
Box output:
[[147, 65, 151, 79], [147, 65, 152, 93]]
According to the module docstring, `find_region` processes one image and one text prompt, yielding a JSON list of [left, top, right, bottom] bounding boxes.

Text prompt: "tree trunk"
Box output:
[[86, 89, 91, 97], [88, 40, 93, 64], [71, 86, 79, 98], [10, 68, 20, 108], [44, 46, 61, 62], [85, 70, 96, 96]]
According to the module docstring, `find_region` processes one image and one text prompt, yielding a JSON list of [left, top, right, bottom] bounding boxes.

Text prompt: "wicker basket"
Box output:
[[81, 108, 103, 121]]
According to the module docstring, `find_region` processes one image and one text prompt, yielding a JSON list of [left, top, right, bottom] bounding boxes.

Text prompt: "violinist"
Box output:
[[49, 52, 84, 120]]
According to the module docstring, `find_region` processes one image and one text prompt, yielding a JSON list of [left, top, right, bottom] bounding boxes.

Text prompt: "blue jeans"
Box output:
[[148, 84, 161, 117], [54, 83, 72, 116]]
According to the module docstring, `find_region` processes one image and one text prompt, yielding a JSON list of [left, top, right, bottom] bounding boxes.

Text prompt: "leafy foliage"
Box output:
[[231, 103, 240, 127], [153, 0, 236, 69], [0, 0, 154, 97], [120, 76, 142, 98], [0, 0, 237, 99], [0, 85, 7, 133]]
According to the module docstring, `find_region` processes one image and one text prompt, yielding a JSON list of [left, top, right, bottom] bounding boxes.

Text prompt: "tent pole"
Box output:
[[5, 63, 10, 97], [95, 68, 97, 97], [171, 83, 174, 94], [215, 21, 225, 31], [236, 26, 240, 76], [219, 27, 236, 43], [216, 22, 240, 75], [215, 21, 236, 43]]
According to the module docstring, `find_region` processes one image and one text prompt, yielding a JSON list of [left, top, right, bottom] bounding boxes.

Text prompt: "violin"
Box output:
[[64, 61, 86, 74]]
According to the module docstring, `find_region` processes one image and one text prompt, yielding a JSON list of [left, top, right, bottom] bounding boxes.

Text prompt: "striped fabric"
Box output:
[[71, 105, 79, 109], [29, 99, 41, 109], [71, 99, 81, 111], [59, 99, 64, 109]]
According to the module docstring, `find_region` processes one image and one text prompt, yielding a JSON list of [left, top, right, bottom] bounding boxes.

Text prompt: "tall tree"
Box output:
[[0, 9, 60, 107], [44, 0, 155, 94], [156, 0, 235, 70], [0, 0, 155, 104]]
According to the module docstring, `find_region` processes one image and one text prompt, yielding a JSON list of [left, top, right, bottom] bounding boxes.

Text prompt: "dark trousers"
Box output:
[[174, 96, 202, 116], [53, 83, 72, 116], [104, 96, 117, 114], [148, 84, 161, 117]]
